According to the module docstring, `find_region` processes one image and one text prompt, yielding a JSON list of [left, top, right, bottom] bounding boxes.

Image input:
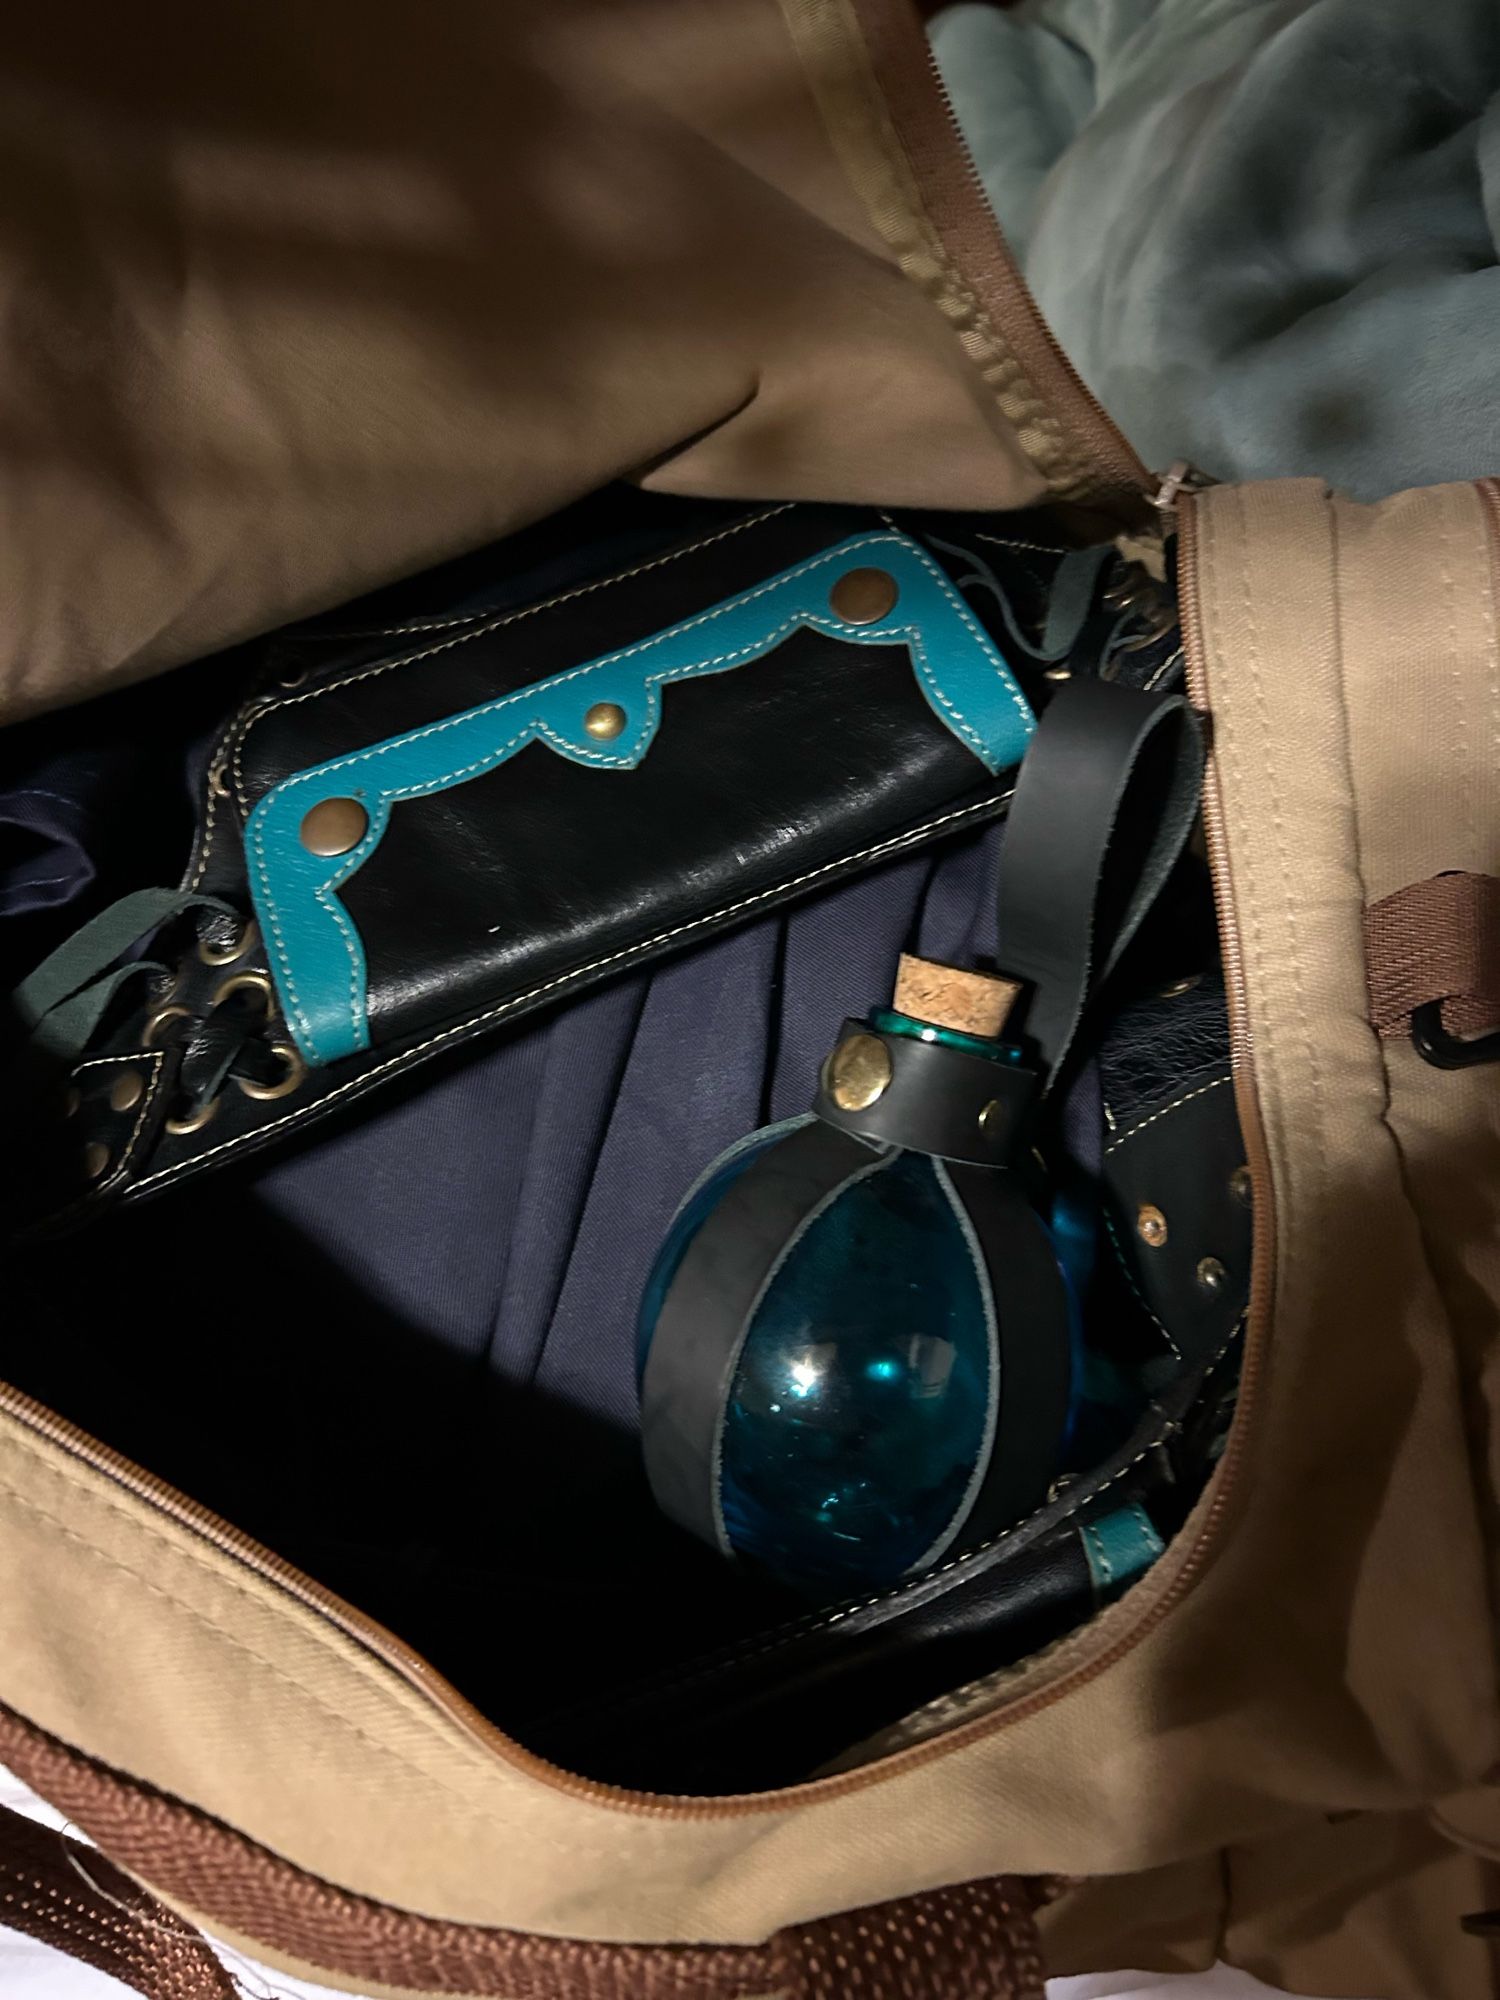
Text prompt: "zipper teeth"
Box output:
[[908, 27, 1151, 504], [0, 1385, 532, 1772], [917, 49, 1106, 433]]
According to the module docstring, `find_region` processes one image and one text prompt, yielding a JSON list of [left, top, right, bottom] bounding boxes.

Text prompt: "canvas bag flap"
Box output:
[[0, 0, 1148, 726]]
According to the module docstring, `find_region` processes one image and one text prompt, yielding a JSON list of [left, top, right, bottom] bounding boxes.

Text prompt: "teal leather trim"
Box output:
[[1078, 1501, 1166, 1605], [246, 529, 1034, 1066]]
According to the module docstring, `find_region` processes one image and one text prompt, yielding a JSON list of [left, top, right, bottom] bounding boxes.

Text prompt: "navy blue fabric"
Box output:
[[252, 826, 1005, 1437]]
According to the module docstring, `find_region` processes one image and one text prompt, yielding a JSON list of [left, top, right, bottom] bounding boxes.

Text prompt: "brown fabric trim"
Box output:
[[0, 1704, 1050, 1998], [0, 1800, 236, 2000], [1364, 872, 1500, 1040]]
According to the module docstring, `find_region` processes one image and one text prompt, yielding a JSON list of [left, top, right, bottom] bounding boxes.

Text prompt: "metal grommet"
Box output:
[[279, 664, 309, 690], [1043, 665, 1073, 682], [108, 1069, 145, 1114], [207, 761, 231, 800], [237, 1041, 307, 1102], [583, 701, 627, 742], [62, 1084, 81, 1119], [82, 1141, 111, 1181], [143, 1003, 192, 1048], [299, 796, 369, 857], [823, 1032, 894, 1112], [829, 567, 898, 625], [1230, 1164, 1253, 1208], [166, 1095, 221, 1137], [1159, 974, 1201, 999], [1136, 1203, 1168, 1248], [1196, 1256, 1227, 1295], [212, 970, 275, 1015], [197, 919, 257, 969]]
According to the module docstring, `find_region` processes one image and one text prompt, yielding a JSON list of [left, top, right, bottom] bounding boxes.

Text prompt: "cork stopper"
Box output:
[[892, 954, 1020, 1039]]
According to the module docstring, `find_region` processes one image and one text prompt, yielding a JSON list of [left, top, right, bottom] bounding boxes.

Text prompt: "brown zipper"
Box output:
[[838, 0, 1153, 522]]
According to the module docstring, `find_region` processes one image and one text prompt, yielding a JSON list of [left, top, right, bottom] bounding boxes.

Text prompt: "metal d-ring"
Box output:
[[1411, 1001, 1500, 1071]]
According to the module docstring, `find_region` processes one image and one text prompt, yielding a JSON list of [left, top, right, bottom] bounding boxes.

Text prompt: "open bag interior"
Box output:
[[0, 484, 1251, 1798], [0, 0, 1257, 1802]]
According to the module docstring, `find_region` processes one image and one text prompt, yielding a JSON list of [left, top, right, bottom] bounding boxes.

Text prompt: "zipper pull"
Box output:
[[1152, 461, 1217, 526]]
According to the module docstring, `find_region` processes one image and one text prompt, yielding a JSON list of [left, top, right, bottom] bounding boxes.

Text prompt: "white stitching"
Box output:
[[45, 1050, 167, 1219], [187, 506, 796, 895], [248, 530, 1029, 1057], [1079, 1520, 1114, 1589], [228, 504, 797, 809], [1102, 1074, 1231, 1156], [1101, 1202, 1184, 1362], [326, 507, 796, 641], [127, 792, 1010, 1196]]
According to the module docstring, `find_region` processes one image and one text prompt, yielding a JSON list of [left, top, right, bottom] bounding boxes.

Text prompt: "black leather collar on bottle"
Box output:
[[995, 680, 1205, 1089]]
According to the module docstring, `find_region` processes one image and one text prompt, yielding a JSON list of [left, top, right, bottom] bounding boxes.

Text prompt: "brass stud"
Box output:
[[198, 918, 257, 969], [978, 1098, 1007, 1142], [82, 1141, 110, 1181], [1043, 665, 1073, 682], [1136, 1203, 1168, 1249], [583, 701, 627, 742], [1160, 974, 1201, 999], [829, 567, 899, 625], [823, 1032, 894, 1113], [1230, 1164, 1253, 1208], [108, 1069, 144, 1114], [299, 796, 369, 857], [62, 1084, 81, 1119], [1196, 1256, 1227, 1295], [237, 1042, 307, 1102]]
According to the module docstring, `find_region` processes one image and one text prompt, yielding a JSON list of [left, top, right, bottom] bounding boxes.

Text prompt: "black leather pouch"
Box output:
[[21, 496, 1178, 1231]]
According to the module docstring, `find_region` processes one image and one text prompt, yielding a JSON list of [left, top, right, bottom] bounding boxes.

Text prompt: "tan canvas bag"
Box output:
[[1, 4, 1498, 1996]]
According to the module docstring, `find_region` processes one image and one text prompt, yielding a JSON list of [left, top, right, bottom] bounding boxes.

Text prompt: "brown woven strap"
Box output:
[[0, 1703, 1050, 1998], [0, 1800, 237, 2000], [1364, 871, 1500, 1040]]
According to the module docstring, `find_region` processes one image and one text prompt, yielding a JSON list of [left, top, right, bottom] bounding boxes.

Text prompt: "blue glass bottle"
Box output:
[[638, 957, 1080, 1596]]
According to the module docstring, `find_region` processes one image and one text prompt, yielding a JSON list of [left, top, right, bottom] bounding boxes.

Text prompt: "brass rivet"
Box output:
[[1160, 974, 1201, 999], [978, 1098, 1007, 1141], [1197, 1256, 1227, 1294], [83, 1141, 110, 1181], [1136, 1203, 1168, 1248], [108, 1069, 144, 1114], [1043, 665, 1073, 682], [829, 567, 899, 625], [583, 701, 627, 742], [299, 796, 369, 857], [823, 1032, 894, 1112], [1230, 1164, 1253, 1208], [62, 1084, 81, 1119]]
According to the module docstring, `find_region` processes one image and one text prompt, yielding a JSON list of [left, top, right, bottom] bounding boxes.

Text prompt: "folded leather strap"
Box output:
[[0, 1706, 1051, 2000], [1364, 871, 1500, 1042], [994, 679, 1204, 1087]]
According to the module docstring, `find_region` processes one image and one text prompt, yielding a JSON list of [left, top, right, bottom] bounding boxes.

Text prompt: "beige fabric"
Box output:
[[4, 480, 1500, 2000], [0, 0, 1135, 727]]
